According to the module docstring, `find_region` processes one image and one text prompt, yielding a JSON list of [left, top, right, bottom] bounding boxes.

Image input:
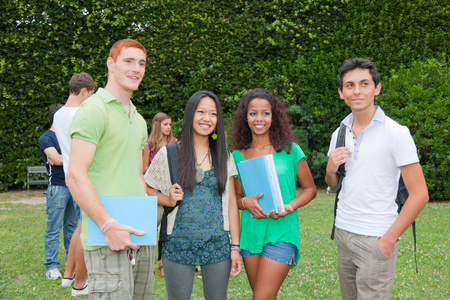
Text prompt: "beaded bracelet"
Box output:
[[241, 197, 246, 209], [100, 218, 118, 233], [231, 246, 241, 252]]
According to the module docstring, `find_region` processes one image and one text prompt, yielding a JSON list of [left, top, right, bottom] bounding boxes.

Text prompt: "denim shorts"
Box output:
[[241, 242, 296, 265]]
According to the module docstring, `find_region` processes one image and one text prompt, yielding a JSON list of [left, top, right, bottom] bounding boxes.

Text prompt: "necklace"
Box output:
[[195, 149, 211, 182], [251, 144, 272, 159]]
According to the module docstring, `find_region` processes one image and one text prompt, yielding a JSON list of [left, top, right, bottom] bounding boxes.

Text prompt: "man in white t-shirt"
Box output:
[[53, 72, 96, 296], [326, 58, 428, 300]]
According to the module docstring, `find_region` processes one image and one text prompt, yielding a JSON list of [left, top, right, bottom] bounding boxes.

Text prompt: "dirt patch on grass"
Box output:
[[0, 189, 46, 205]]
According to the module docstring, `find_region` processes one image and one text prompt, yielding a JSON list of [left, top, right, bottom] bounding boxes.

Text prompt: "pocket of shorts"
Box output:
[[89, 273, 122, 293]]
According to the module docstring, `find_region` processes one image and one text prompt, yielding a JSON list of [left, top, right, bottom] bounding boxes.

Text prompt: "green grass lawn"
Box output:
[[0, 189, 448, 299]]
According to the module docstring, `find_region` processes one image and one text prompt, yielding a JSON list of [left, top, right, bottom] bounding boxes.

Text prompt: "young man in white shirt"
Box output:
[[53, 72, 96, 296], [326, 58, 428, 300]]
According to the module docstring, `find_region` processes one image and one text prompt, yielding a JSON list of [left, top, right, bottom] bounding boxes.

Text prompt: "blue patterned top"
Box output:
[[162, 170, 230, 265]]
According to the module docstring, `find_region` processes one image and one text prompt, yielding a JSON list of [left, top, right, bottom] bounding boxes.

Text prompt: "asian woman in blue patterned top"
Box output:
[[145, 90, 242, 300]]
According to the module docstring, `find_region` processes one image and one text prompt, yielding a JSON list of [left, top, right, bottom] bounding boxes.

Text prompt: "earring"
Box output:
[[212, 130, 217, 140]]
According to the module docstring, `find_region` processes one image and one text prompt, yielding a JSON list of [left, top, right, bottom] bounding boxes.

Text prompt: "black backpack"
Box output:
[[330, 123, 418, 272]]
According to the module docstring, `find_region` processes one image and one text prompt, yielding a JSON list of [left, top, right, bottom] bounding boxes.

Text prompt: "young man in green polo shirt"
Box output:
[[66, 39, 153, 298]]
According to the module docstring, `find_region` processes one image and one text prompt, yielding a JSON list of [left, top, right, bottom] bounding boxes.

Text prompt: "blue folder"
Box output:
[[237, 155, 284, 216], [86, 196, 157, 246]]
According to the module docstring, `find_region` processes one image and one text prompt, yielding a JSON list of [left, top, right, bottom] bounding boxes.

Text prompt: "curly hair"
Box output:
[[232, 88, 296, 153]]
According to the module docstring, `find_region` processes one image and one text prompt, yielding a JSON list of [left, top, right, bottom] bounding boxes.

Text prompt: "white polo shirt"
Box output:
[[328, 107, 419, 237]]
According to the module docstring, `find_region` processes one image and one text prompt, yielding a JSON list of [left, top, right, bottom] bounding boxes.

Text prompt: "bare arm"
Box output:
[[234, 178, 245, 210], [228, 176, 242, 276], [44, 147, 63, 166], [378, 163, 429, 257], [66, 137, 144, 251], [139, 149, 147, 189], [142, 142, 150, 174], [146, 185, 183, 207], [270, 158, 317, 219], [325, 147, 352, 191], [234, 175, 266, 218]]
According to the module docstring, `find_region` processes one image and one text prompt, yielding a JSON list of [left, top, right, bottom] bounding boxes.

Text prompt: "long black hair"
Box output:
[[178, 90, 229, 195]]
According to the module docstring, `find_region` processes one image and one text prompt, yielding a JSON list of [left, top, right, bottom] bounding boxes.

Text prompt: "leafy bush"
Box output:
[[0, 0, 449, 200], [378, 59, 450, 200]]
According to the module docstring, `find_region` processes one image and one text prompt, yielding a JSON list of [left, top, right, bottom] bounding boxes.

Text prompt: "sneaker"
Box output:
[[61, 274, 75, 287], [46, 268, 62, 280], [72, 282, 89, 297]]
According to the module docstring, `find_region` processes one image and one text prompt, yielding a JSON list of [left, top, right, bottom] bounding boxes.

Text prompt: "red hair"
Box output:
[[109, 39, 147, 62]]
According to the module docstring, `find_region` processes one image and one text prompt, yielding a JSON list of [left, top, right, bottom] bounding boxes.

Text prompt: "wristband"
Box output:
[[100, 218, 118, 233], [242, 197, 246, 209], [231, 246, 241, 252]]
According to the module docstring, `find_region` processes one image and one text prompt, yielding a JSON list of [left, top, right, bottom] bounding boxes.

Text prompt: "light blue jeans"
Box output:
[[44, 185, 78, 271]]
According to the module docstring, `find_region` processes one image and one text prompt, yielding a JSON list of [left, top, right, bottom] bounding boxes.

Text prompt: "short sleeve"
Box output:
[[327, 127, 340, 156], [69, 98, 107, 145], [137, 114, 147, 149], [291, 143, 306, 165], [38, 132, 55, 152], [391, 125, 419, 167]]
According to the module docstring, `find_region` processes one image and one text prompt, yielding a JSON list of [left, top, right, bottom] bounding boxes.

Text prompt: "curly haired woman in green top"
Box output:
[[232, 88, 317, 299]]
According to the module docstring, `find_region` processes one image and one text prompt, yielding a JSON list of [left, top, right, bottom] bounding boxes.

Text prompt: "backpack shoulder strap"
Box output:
[[331, 123, 346, 240], [158, 143, 181, 261], [332, 123, 347, 193], [396, 175, 408, 211], [166, 143, 180, 185], [396, 175, 418, 273]]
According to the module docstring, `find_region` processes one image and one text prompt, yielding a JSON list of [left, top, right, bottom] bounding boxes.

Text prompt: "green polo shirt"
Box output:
[[69, 88, 147, 250]]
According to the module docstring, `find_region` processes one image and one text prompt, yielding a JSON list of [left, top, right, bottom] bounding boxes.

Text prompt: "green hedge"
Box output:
[[378, 59, 450, 200], [1, 0, 449, 200]]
